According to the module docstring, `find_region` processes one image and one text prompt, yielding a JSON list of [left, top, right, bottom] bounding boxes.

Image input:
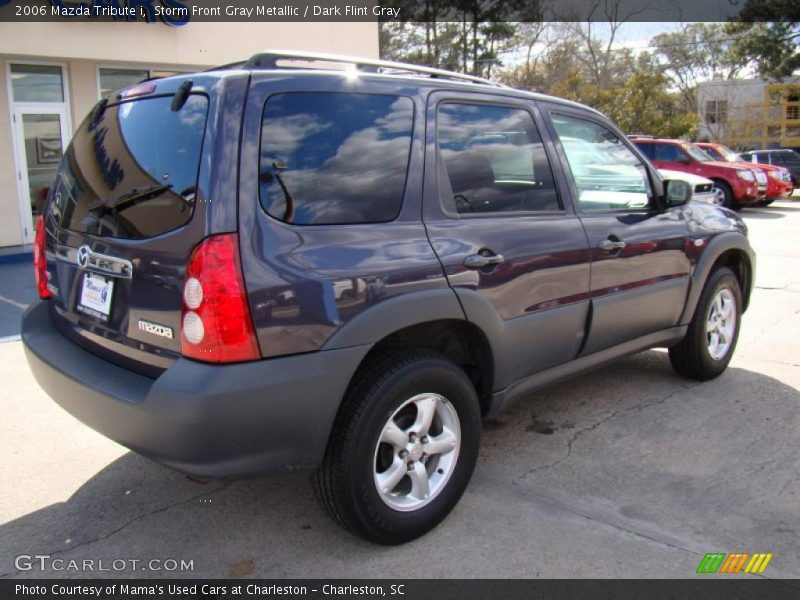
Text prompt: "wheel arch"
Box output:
[[679, 233, 755, 324], [322, 289, 498, 416]]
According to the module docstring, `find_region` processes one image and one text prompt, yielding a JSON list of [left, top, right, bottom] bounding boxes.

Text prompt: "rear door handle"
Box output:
[[599, 239, 627, 252], [464, 252, 505, 270]]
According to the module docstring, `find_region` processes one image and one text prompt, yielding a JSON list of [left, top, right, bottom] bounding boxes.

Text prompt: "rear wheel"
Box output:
[[314, 350, 481, 545], [669, 267, 742, 380], [711, 180, 734, 208]]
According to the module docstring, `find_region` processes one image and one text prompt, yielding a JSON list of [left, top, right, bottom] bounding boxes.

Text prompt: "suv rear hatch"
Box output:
[[42, 75, 225, 376]]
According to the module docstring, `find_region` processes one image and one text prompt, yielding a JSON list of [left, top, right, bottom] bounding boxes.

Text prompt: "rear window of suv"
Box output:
[[51, 94, 209, 240], [258, 92, 414, 225]]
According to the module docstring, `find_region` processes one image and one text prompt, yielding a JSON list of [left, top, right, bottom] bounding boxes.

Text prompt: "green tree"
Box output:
[[726, 1, 800, 79], [651, 23, 748, 113]]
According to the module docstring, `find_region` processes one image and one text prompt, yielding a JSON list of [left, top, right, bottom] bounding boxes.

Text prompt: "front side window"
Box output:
[[702, 146, 724, 161], [685, 144, 712, 162], [552, 114, 650, 212], [436, 103, 559, 215], [259, 92, 414, 225]]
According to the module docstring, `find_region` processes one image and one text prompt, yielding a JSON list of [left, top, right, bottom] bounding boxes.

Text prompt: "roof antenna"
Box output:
[[171, 80, 193, 111]]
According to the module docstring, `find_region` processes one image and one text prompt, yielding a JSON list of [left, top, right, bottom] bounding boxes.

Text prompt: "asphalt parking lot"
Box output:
[[1, 199, 798, 580]]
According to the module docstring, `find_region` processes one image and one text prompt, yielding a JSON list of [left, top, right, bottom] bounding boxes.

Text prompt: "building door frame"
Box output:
[[11, 106, 70, 242], [5, 60, 72, 244]]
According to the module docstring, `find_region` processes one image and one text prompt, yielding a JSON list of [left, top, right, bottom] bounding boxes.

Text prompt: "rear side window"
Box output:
[[437, 103, 560, 215], [52, 94, 208, 240], [634, 142, 654, 159], [259, 92, 414, 225], [653, 143, 689, 162]]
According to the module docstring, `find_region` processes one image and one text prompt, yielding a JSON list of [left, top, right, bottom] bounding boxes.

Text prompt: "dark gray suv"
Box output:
[[22, 51, 755, 545]]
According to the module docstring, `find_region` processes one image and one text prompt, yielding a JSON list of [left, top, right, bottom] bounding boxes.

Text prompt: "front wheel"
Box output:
[[669, 267, 742, 380], [314, 350, 481, 545], [711, 180, 734, 208]]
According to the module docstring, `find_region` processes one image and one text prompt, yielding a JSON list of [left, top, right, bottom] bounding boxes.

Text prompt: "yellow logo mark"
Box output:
[[744, 553, 773, 574]]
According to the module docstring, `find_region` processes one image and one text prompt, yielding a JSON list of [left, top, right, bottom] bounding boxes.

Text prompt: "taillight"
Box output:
[[181, 234, 260, 363], [33, 218, 51, 300]]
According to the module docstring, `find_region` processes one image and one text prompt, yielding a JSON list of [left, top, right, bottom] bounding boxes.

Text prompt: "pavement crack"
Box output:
[[0, 481, 232, 579], [516, 384, 701, 482]]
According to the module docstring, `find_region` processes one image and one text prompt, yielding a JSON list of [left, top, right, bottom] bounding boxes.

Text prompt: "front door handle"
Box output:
[[599, 239, 627, 252], [464, 252, 505, 270]]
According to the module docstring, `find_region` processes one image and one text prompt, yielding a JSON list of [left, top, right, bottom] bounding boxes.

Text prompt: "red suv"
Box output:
[[632, 137, 762, 208], [696, 142, 793, 205]]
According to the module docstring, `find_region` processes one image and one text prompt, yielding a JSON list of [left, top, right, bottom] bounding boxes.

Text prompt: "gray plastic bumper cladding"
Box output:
[[21, 301, 371, 478]]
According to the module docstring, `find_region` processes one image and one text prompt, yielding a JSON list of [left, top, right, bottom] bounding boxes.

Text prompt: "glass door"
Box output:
[[12, 107, 69, 243]]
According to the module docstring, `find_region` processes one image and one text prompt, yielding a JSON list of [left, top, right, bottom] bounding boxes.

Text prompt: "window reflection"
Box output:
[[11, 64, 64, 103], [259, 93, 414, 225], [552, 115, 649, 212], [437, 103, 560, 214]]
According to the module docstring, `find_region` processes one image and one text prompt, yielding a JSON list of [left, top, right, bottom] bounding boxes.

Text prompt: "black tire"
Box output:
[[758, 199, 775, 207], [669, 267, 742, 381], [712, 180, 734, 209], [313, 349, 481, 545]]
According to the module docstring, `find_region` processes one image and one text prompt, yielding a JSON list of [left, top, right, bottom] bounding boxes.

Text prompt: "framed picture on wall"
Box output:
[[36, 136, 63, 164]]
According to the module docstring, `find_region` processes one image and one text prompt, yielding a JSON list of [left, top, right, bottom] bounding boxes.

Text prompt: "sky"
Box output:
[[502, 22, 695, 66]]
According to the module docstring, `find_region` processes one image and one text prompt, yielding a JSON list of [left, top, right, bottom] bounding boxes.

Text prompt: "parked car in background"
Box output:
[[23, 51, 755, 545], [739, 149, 800, 188], [658, 169, 717, 205], [631, 136, 763, 209], [696, 142, 793, 204]]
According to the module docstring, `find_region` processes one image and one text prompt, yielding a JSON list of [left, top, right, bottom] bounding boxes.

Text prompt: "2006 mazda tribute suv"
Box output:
[[23, 51, 754, 545]]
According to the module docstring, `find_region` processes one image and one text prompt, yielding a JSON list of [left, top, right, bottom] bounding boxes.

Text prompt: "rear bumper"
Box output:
[[22, 301, 371, 478]]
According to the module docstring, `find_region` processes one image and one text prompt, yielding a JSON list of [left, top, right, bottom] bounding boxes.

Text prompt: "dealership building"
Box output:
[[0, 20, 378, 248]]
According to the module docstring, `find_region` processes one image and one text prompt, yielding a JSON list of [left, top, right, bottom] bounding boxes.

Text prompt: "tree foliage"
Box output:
[[379, 5, 798, 140], [725, 0, 800, 79], [651, 23, 749, 113]]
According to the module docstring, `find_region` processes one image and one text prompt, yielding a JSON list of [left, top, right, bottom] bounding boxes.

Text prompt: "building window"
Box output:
[[787, 94, 799, 121], [98, 68, 188, 98], [10, 64, 64, 103], [98, 68, 150, 98], [705, 100, 728, 125]]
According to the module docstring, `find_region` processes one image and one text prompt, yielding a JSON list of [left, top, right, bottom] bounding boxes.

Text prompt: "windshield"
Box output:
[[717, 145, 742, 162], [49, 94, 208, 239], [685, 143, 713, 162]]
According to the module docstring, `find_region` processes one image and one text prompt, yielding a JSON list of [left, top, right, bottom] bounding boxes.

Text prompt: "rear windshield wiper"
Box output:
[[88, 184, 174, 216]]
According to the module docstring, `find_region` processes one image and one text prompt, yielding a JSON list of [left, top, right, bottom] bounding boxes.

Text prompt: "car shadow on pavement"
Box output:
[[740, 209, 785, 220], [1, 351, 798, 578]]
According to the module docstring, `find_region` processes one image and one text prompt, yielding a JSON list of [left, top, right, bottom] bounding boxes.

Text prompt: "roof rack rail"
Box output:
[[241, 50, 506, 88]]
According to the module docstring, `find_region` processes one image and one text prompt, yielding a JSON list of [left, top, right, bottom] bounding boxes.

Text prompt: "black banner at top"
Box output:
[[0, 0, 796, 23]]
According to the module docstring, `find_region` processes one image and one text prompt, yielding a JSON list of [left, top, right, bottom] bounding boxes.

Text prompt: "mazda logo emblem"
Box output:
[[77, 246, 91, 268]]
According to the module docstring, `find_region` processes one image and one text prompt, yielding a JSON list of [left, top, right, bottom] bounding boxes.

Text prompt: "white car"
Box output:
[[659, 168, 718, 205]]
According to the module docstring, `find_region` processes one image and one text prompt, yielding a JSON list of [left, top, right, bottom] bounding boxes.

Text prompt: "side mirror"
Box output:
[[677, 156, 692, 165], [664, 179, 692, 207]]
